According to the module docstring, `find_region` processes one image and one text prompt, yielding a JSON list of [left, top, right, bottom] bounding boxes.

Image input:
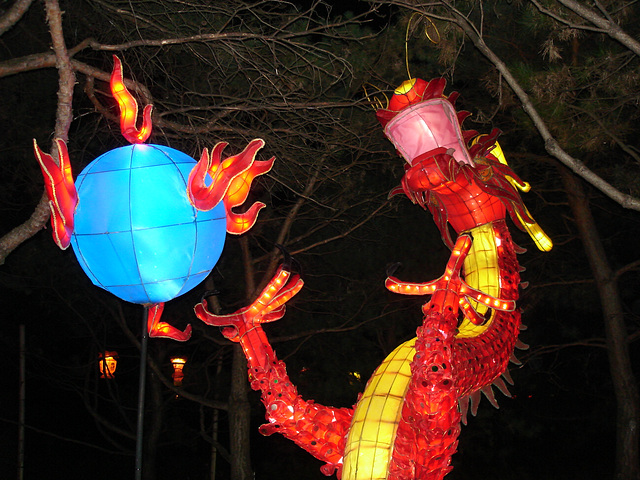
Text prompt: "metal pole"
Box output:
[[17, 325, 25, 480], [135, 307, 149, 480]]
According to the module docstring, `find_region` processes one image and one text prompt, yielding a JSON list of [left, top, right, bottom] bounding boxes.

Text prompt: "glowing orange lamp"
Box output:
[[170, 357, 187, 386], [98, 351, 118, 379]]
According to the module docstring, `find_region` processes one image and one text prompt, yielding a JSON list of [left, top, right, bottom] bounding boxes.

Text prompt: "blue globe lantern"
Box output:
[[72, 143, 227, 305]]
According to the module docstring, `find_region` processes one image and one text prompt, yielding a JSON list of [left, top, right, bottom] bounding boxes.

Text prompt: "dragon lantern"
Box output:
[[195, 77, 552, 479], [35, 56, 273, 341]]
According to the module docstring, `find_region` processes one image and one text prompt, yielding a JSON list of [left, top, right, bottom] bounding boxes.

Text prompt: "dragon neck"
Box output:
[[453, 219, 522, 398], [342, 220, 524, 480]]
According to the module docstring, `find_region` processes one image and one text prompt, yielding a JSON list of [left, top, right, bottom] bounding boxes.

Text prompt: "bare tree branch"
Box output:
[[112, 302, 229, 412], [0, 0, 34, 35], [0, 0, 76, 265], [0, 416, 130, 455], [614, 257, 640, 280]]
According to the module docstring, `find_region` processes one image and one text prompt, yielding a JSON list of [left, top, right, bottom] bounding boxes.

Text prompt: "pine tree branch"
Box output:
[[555, 0, 640, 56], [530, 0, 605, 33], [438, 0, 640, 211], [566, 104, 640, 165]]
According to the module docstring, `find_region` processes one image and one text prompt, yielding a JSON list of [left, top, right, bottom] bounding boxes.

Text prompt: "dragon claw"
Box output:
[[194, 264, 303, 369], [386, 235, 514, 324], [195, 264, 303, 338]]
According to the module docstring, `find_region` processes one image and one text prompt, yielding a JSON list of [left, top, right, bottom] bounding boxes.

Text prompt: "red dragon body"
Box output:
[[195, 77, 551, 479]]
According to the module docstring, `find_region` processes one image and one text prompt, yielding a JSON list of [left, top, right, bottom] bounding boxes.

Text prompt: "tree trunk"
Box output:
[[560, 166, 640, 480], [226, 235, 257, 480]]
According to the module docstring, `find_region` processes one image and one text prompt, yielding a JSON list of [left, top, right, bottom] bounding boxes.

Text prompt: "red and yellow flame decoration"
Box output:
[[110, 54, 275, 235], [110, 55, 153, 144], [33, 138, 77, 249], [187, 139, 275, 234]]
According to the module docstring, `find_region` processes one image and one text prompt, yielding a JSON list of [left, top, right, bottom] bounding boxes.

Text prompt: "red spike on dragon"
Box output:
[[194, 77, 552, 479]]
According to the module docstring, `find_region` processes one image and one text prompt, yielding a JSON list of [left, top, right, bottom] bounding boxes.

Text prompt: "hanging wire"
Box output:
[[362, 83, 388, 111], [405, 13, 441, 79], [361, 13, 441, 111]]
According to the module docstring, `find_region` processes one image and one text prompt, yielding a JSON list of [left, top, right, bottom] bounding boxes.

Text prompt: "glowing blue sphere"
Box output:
[[71, 144, 226, 305]]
